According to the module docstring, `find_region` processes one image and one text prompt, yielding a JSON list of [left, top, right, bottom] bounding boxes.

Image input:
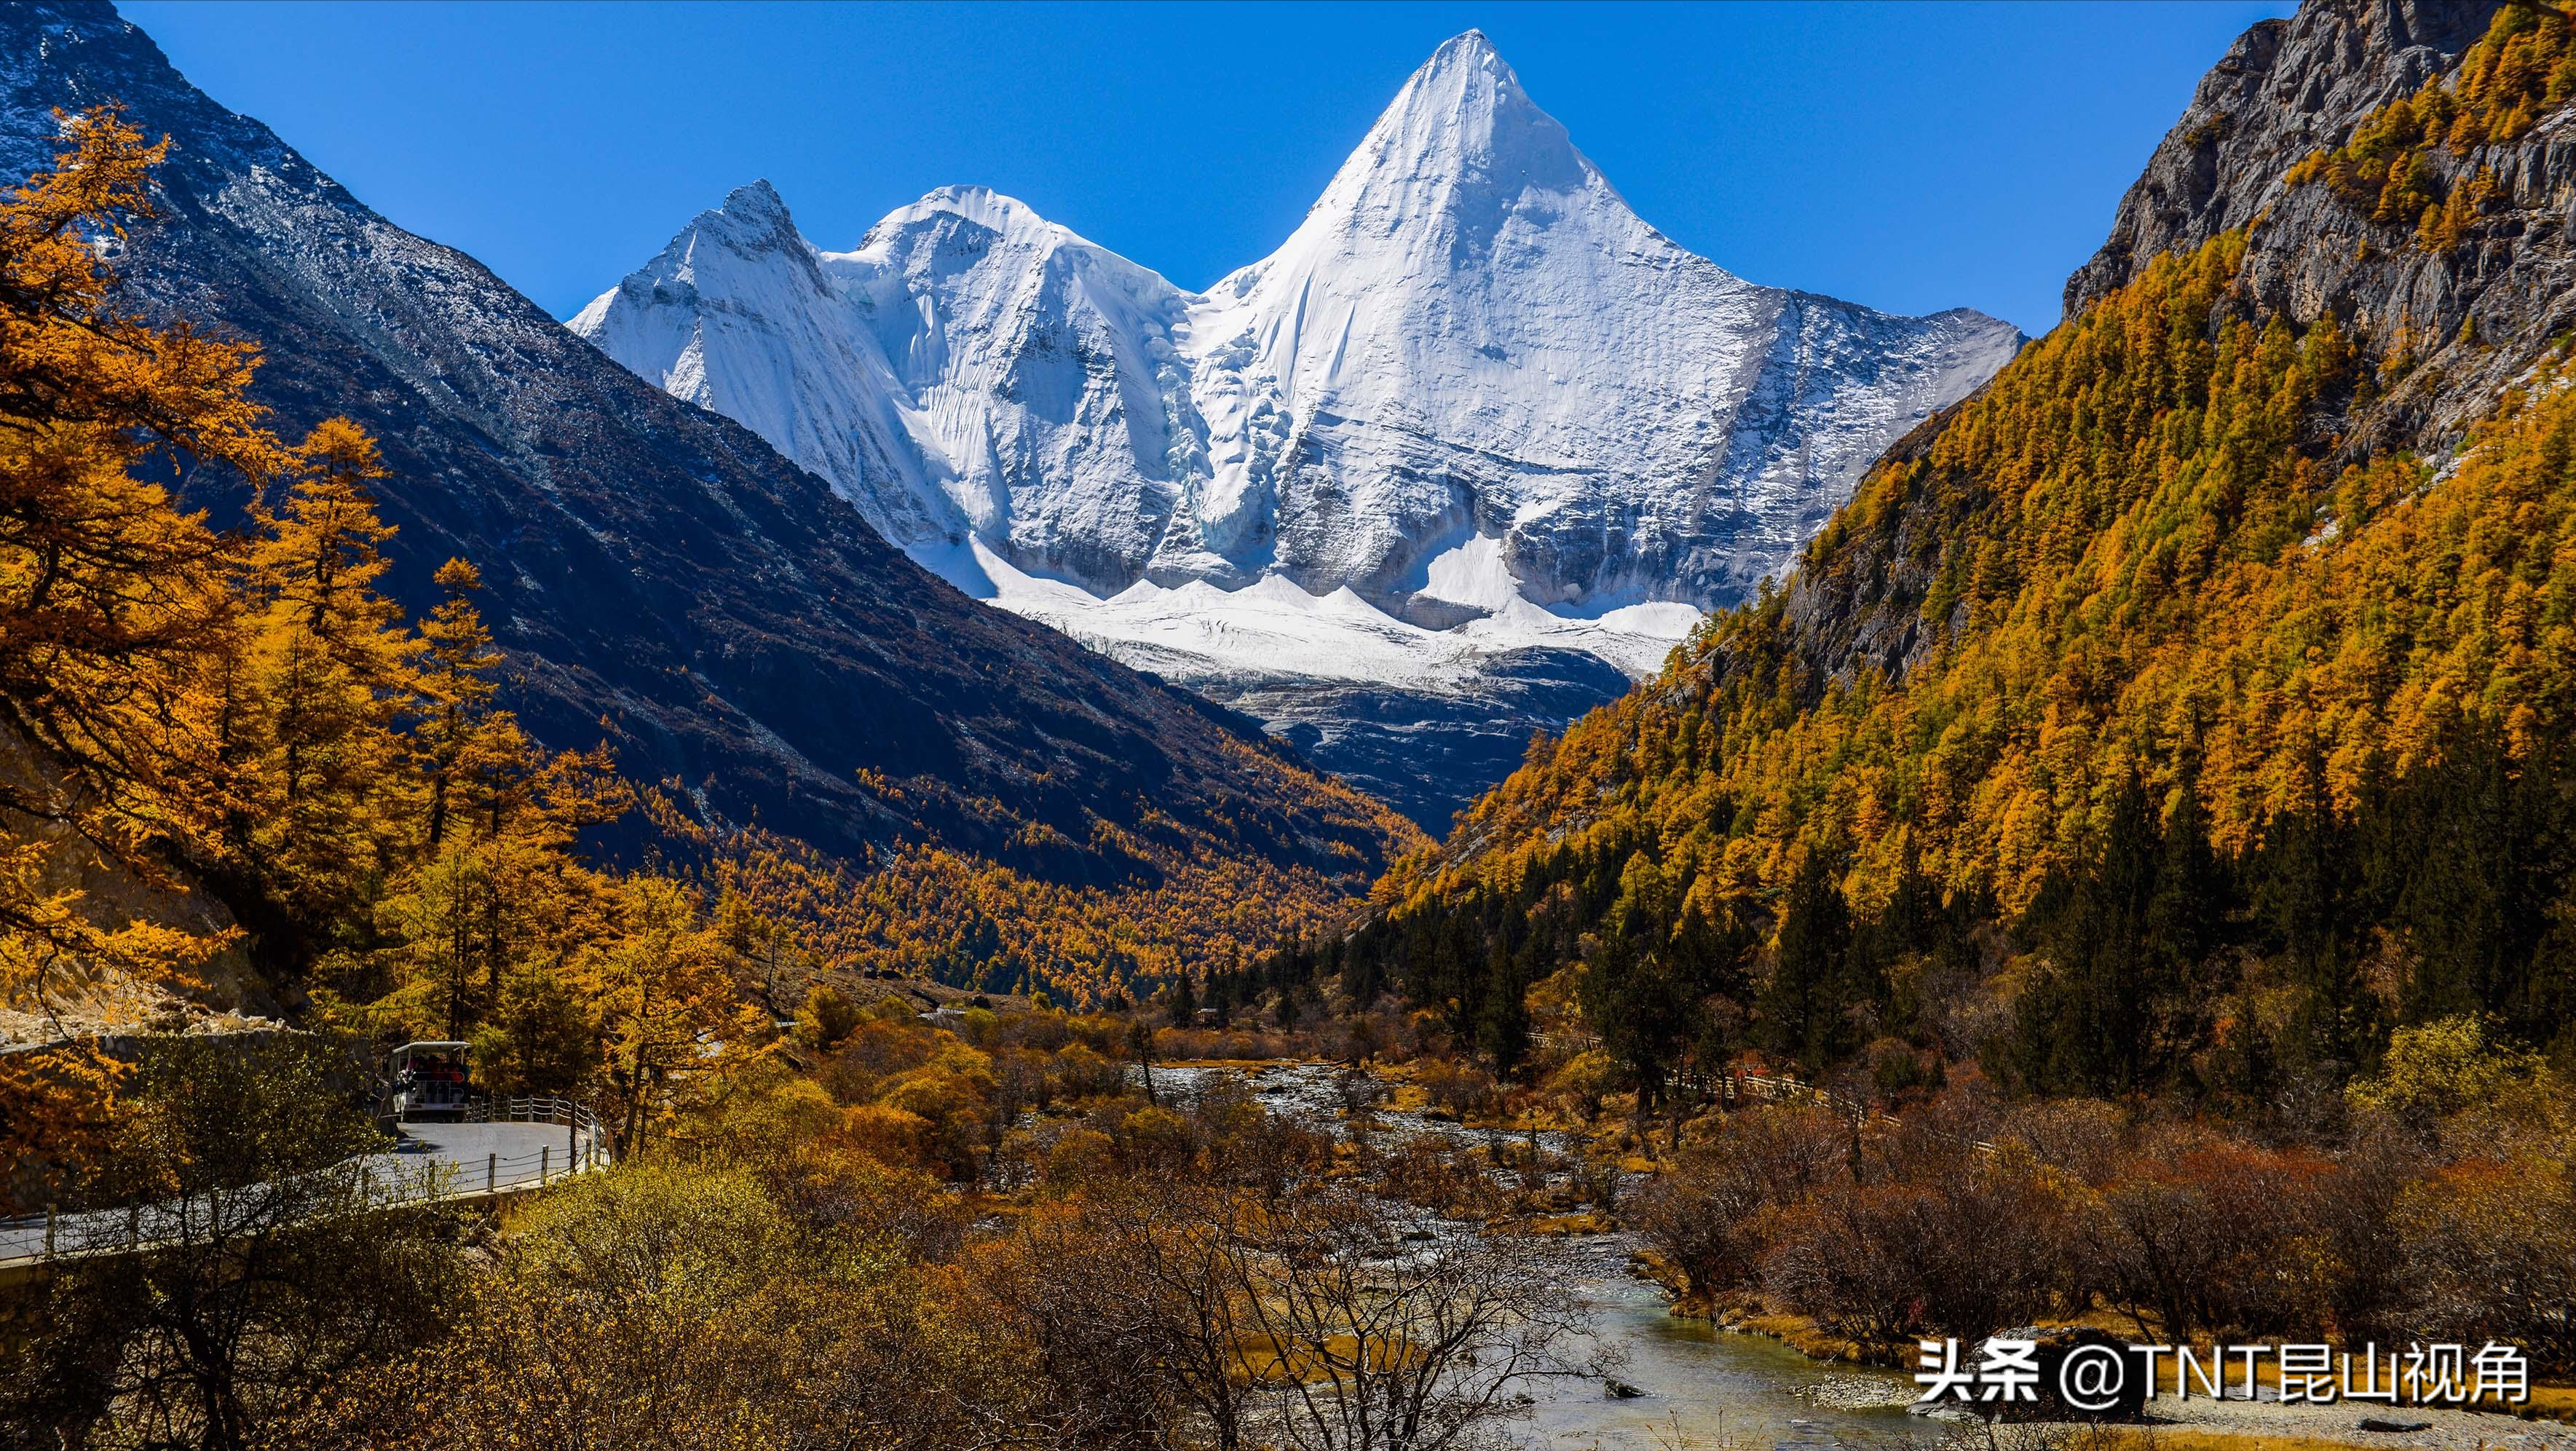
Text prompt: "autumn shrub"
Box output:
[[2085, 1131, 2331, 1340], [1005, 1010, 1072, 1051], [785, 1145, 971, 1262], [1051, 1041, 1127, 1099], [684, 1072, 974, 1260], [877, 1061, 994, 1177], [1996, 1098, 2125, 1185], [953, 1203, 1188, 1442], [1040, 1125, 1120, 1187], [1369, 1132, 1504, 1217], [1417, 1056, 1498, 1118], [1188, 1074, 1331, 1195], [1545, 1048, 1620, 1122], [357, 1161, 1003, 1451], [1761, 1179, 1944, 1343], [2347, 1015, 2554, 1124], [840, 1102, 939, 1172], [1919, 1148, 2083, 1340], [1336, 1064, 1389, 1113], [1154, 1024, 1299, 1060], [2395, 1151, 2576, 1373], [1635, 1104, 1846, 1296], [1865, 1036, 1945, 1102], [820, 1019, 935, 1102], [794, 982, 861, 1048], [1112, 1103, 1198, 1176], [2304, 1124, 2430, 1348], [1759, 1145, 2072, 1344]]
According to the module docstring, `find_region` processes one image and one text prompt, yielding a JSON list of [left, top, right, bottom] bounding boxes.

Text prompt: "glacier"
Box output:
[[572, 31, 2022, 826]]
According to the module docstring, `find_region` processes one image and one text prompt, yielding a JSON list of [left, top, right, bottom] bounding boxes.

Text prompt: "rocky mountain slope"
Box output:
[[1782, 0, 2575, 695], [572, 32, 2021, 826], [1334, 0, 2576, 1082], [0, 1, 1414, 992], [2069, 0, 2573, 443]]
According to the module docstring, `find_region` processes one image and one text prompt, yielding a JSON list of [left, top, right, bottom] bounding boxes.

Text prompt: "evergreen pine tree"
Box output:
[[1760, 853, 1854, 1068]]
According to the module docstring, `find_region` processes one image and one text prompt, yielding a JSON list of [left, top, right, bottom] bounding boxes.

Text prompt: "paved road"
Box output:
[[0, 1119, 608, 1271], [392, 1119, 604, 1194]]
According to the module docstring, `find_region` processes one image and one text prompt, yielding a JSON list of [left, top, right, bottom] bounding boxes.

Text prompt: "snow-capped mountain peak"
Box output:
[[704, 177, 799, 239], [1276, 28, 1598, 259], [572, 181, 968, 551], [572, 32, 2024, 825]]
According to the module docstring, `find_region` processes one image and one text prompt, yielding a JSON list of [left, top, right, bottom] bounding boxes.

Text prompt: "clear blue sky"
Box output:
[[120, 1, 2292, 338]]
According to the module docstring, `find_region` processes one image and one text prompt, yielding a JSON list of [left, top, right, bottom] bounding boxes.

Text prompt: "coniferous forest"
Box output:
[[6, 4, 2576, 1450]]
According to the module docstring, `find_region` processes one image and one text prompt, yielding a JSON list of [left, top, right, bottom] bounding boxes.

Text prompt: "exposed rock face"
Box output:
[[2069, 0, 2573, 453], [1200, 649, 1638, 833], [0, 1, 1407, 893], [1775, 0, 2575, 699], [572, 31, 2020, 826]]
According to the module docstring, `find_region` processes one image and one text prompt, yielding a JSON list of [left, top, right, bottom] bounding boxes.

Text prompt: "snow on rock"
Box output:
[[572, 30, 2022, 824], [966, 535, 1696, 694]]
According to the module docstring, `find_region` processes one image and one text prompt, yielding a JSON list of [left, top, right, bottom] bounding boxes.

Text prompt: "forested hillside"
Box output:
[[1293, 0, 2576, 1107], [0, 2, 1418, 1023]]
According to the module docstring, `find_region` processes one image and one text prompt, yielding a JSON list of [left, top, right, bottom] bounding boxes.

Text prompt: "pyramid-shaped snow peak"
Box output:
[[1299, 29, 1597, 243], [572, 31, 2023, 817]]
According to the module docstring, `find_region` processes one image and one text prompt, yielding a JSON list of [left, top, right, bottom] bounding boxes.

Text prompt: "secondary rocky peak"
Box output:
[[2066, 0, 2572, 456], [671, 181, 812, 269], [570, 178, 821, 336], [716, 178, 796, 229], [862, 184, 1058, 248], [2064, 0, 2491, 320]]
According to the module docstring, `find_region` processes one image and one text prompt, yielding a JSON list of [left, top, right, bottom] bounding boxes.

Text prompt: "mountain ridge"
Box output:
[[0, 0, 1416, 1000], [572, 31, 2023, 827]]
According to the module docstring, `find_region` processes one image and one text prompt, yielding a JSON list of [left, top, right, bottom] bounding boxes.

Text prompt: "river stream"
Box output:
[[1151, 1061, 1945, 1450]]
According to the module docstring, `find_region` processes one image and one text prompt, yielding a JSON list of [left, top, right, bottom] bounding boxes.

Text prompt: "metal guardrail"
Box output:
[[467, 1094, 607, 1142], [445, 1140, 607, 1199], [1, 1102, 612, 1276]]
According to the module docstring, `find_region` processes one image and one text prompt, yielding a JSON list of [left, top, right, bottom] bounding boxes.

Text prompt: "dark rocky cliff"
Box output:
[[0, 2, 1407, 890], [1762, 0, 2574, 700], [2068, 0, 2572, 453]]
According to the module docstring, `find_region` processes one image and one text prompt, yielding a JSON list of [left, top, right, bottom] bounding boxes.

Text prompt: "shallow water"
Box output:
[[1520, 1235, 1943, 1450], [1155, 1061, 1944, 1451]]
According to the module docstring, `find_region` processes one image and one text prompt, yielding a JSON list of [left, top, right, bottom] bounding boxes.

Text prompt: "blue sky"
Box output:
[[122, 1, 2291, 337]]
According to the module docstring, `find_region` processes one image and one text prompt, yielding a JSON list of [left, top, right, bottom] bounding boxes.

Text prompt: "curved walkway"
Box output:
[[0, 1115, 609, 1278]]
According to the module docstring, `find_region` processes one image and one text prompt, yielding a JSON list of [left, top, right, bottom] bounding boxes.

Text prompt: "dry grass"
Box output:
[[2517, 1384, 2576, 1421], [1514, 1211, 1612, 1236], [1728, 1310, 1887, 1364], [2143, 1435, 2423, 1451], [1947, 1424, 2374, 1451], [1230, 1330, 1423, 1385]]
